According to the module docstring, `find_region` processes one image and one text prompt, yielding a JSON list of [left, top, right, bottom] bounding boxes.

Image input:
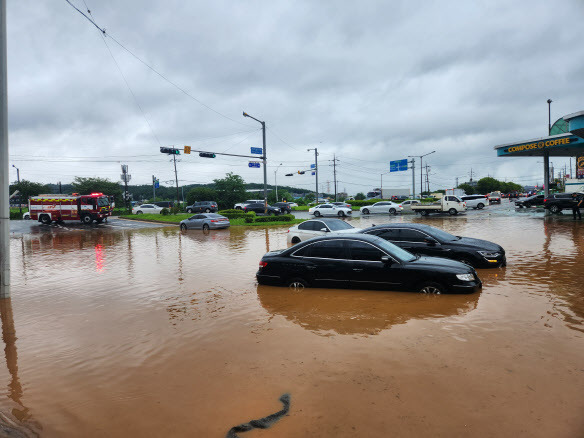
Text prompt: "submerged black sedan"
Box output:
[[359, 224, 505, 268], [256, 235, 481, 294]]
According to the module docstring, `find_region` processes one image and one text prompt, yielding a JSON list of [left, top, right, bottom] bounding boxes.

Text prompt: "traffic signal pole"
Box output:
[[173, 153, 180, 208], [242, 112, 268, 214], [0, 0, 10, 298]]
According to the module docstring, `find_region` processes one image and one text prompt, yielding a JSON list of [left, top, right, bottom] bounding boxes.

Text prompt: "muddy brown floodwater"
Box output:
[[2, 209, 584, 437]]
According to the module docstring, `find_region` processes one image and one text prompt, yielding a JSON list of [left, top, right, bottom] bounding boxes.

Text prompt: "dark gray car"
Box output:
[[180, 213, 230, 230]]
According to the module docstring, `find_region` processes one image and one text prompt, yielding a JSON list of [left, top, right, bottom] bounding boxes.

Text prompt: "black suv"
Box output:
[[359, 223, 506, 268], [243, 203, 281, 215], [273, 202, 292, 213], [186, 201, 218, 214], [543, 193, 584, 214], [515, 194, 544, 208]]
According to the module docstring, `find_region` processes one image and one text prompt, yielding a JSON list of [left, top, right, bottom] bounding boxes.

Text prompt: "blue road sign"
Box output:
[[251, 147, 263, 155], [310, 164, 316, 169], [248, 162, 261, 168], [311, 171, 316, 176], [390, 159, 408, 172], [154, 180, 159, 189]]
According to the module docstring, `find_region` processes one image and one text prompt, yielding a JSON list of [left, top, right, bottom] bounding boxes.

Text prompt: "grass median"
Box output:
[[118, 214, 305, 227]]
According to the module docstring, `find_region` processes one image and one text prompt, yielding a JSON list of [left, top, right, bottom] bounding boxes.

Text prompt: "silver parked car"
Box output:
[[180, 213, 230, 231]]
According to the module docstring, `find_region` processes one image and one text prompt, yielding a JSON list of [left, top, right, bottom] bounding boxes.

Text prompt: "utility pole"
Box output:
[[121, 165, 131, 214], [410, 158, 415, 199], [469, 168, 474, 183], [58, 181, 62, 194], [1, 0, 10, 298], [172, 153, 180, 207], [332, 154, 339, 201], [243, 112, 268, 214], [425, 164, 430, 193], [274, 163, 282, 202], [152, 175, 156, 201], [455, 177, 459, 188], [308, 147, 319, 203], [11, 165, 20, 215]]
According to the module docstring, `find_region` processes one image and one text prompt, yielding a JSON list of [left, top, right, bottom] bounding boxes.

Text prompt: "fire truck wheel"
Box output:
[[82, 215, 93, 225], [96, 218, 104, 224], [40, 215, 51, 225]]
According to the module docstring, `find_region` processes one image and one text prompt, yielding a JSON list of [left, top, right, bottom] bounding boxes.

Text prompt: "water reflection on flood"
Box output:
[[2, 212, 584, 437]]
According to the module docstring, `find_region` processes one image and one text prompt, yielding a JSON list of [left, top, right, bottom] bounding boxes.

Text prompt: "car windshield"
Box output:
[[97, 197, 109, 207], [326, 221, 354, 231], [207, 214, 223, 218], [374, 239, 417, 262]]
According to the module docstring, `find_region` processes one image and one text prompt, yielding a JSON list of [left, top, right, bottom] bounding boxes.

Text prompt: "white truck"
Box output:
[[411, 195, 467, 216], [366, 188, 410, 199], [445, 188, 466, 197]]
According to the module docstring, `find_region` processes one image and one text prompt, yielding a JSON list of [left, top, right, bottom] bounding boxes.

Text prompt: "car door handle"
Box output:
[[306, 265, 317, 270], [353, 268, 363, 272]]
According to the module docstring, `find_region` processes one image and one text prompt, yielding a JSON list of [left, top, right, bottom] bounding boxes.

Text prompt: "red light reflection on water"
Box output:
[[95, 244, 104, 272]]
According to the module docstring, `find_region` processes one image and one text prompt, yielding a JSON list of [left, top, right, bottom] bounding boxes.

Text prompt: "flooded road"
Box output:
[[2, 206, 584, 437]]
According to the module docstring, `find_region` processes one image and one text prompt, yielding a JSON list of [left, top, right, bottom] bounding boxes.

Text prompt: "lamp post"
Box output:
[[11, 165, 20, 214], [243, 111, 267, 214], [408, 150, 435, 198], [307, 148, 319, 204], [544, 99, 552, 197], [274, 163, 283, 202], [1, 0, 10, 298]]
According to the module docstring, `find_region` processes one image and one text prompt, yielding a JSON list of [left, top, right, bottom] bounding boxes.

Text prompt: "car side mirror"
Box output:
[[381, 256, 393, 264], [320, 228, 329, 232], [424, 238, 437, 246]]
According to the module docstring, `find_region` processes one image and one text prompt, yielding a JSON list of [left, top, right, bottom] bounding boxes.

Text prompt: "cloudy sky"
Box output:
[[6, 0, 584, 195]]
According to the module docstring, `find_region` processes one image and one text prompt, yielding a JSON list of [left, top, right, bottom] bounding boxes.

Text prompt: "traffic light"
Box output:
[[160, 147, 180, 155], [285, 173, 293, 177], [184, 145, 191, 154], [199, 152, 216, 158], [298, 171, 305, 175]]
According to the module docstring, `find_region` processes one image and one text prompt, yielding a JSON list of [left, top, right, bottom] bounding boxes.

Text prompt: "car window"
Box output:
[[194, 215, 205, 219], [348, 241, 385, 261], [142, 204, 154, 208], [311, 221, 327, 231], [398, 229, 427, 242], [320, 205, 332, 208], [298, 221, 314, 231], [307, 240, 346, 259], [374, 229, 399, 240], [326, 221, 354, 231], [402, 201, 410, 205]]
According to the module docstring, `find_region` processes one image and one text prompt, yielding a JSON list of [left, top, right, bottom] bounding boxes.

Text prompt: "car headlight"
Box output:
[[478, 251, 500, 258], [456, 273, 474, 282]]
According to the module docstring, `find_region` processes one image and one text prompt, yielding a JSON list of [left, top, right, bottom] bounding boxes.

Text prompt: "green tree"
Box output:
[[213, 173, 247, 209], [457, 183, 475, 195], [9, 180, 50, 203], [186, 187, 218, 205], [268, 189, 293, 204], [501, 182, 522, 193], [355, 192, 366, 200], [476, 177, 501, 194], [72, 177, 123, 206]]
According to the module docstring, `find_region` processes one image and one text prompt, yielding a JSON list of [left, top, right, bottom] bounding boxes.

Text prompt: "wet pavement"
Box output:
[[2, 203, 583, 437]]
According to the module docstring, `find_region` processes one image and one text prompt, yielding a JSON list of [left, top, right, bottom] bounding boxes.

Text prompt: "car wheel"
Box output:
[[96, 218, 104, 224], [187, 208, 193, 213], [205, 208, 211, 213], [180, 223, 187, 231], [24, 214, 30, 220], [203, 224, 210, 231], [136, 211, 143, 215], [314, 211, 321, 217], [235, 206, 242, 210], [549, 205, 561, 214], [418, 282, 445, 295], [291, 236, 301, 244], [288, 277, 309, 291], [338, 211, 345, 217], [477, 203, 484, 209], [448, 208, 457, 216], [40, 215, 51, 225], [459, 257, 475, 268], [389, 208, 396, 215], [362, 208, 370, 215], [82, 215, 93, 224], [419, 210, 429, 216]]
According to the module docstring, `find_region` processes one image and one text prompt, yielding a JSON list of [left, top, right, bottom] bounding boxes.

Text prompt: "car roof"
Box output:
[[291, 233, 383, 246], [300, 218, 346, 223], [359, 223, 436, 233]]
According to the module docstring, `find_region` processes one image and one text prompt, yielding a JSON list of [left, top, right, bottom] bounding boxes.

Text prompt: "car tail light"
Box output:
[[211, 220, 218, 222], [398, 205, 402, 208], [259, 261, 268, 268], [543, 199, 547, 203]]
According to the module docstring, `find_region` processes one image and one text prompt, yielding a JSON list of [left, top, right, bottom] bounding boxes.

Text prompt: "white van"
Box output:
[[461, 195, 488, 210]]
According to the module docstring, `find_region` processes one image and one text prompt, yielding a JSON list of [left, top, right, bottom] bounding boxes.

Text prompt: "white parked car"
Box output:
[[360, 201, 403, 215], [460, 195, 488, 209], [23, 212, 30, 220], [287, 219, 360, 244], [132, 204, 164, 214], [308, 203, 352, 217]]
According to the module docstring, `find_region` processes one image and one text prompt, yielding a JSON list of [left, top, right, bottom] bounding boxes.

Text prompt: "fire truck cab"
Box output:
[[29, 193, 112, 225]]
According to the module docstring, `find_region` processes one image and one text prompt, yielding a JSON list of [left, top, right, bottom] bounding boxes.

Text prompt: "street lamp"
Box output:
[[274, 163, 283, 202], [307, 148, 319, 204], [547, 99, 552, 135], [408, 150, 435, 198], [12, 165, 20, 214], [243, 111, 268, 214]]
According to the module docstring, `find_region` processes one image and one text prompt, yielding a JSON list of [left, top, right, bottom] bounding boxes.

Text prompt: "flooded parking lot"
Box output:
[[2, 204, 584, 437]]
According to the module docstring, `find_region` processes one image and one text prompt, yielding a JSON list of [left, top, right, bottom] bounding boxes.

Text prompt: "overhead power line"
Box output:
[[64, 0, 252, 128]]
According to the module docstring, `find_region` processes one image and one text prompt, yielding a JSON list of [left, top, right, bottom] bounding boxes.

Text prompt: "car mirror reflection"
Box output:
[[381, 256, 392, 264], [321, 228, 329, 232]]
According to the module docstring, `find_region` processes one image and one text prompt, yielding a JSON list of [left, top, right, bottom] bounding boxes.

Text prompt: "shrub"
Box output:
[[9, 210, 24, 220], [170, 206, 181, 215], [244, 217, 254, 223], [218, 209, 251, 219], [160, 208, 170, 216], [253, 214, 295, 223]]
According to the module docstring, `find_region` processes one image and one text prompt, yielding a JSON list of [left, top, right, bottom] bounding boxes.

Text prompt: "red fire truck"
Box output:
[[28, 193, 112, 225]]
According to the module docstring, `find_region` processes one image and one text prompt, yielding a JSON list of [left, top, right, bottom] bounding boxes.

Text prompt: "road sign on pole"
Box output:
[[390, 159, 408, 172], [310, 164, 316, 169], [248, 162, 261, 168], [251, 147, 263, 155]]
